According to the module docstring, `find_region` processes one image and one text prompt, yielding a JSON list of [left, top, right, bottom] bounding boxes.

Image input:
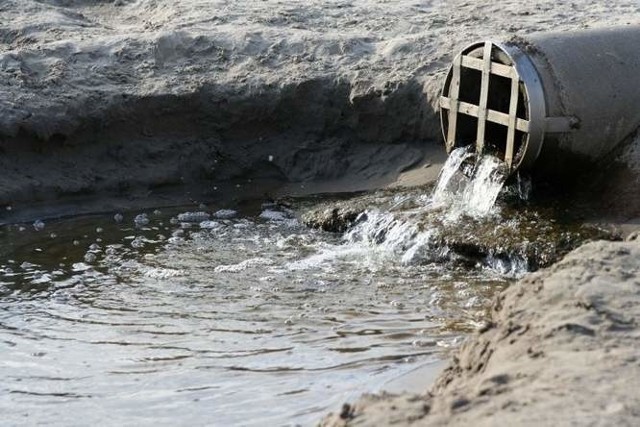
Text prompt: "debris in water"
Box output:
[[33, 220, 45, 231]]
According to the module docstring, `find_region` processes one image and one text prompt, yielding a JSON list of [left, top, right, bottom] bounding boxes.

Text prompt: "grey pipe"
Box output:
[[439, 26, 640, 175]]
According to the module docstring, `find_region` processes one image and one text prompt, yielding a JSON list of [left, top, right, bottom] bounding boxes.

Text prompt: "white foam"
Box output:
[[259, 209, 289, 221], [177, 211, 211, 222], [213, 209, 238, 219], [214, 257, 273, 273]]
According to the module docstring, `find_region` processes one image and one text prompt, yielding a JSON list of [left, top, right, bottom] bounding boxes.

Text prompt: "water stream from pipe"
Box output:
[[342, 147, 514, 272]]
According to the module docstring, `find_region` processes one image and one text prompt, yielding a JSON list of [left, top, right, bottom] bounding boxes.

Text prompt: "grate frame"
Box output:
[[439, 41, 547, 172]]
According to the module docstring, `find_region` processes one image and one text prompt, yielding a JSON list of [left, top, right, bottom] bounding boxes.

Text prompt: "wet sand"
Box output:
[[322, 238, 640, 426]]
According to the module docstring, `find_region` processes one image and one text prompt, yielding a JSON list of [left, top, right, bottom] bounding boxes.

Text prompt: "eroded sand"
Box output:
[[2, 0, 639, 212], [3, 1, 640, 426], [322, 238, 640, 426]]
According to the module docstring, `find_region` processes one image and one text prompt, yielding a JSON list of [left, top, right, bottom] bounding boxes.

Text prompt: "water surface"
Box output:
[[0, 197, 511, 426], [2, 152, 559, 425]]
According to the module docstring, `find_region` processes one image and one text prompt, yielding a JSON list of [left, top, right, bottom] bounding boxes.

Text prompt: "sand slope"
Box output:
[[2, 1, 639, 211], [323, 238, 640, 425]]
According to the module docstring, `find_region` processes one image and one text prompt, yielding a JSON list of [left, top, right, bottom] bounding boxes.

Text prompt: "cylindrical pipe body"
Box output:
[[522, 26, 640, 163], [439, 26, 640, 176]]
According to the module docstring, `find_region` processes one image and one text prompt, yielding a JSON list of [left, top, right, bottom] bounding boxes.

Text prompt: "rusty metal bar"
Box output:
[[475, 42, 493, 154], [446, 54, 462, 150], [505, 76, 520, 167]]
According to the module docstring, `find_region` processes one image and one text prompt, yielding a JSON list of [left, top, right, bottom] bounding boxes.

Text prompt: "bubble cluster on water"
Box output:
[[213, 209, 237, 219]]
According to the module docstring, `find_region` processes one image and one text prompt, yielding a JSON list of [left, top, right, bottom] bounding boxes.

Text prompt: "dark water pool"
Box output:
[[0, 199, 508, 426]]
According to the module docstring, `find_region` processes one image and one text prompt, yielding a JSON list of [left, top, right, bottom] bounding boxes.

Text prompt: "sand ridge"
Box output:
[[2, 1, 639, 211], [322, 238, 640, 426]]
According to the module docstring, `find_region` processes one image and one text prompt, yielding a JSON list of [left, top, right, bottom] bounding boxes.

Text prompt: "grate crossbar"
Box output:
[[440, 42, 529, 169]]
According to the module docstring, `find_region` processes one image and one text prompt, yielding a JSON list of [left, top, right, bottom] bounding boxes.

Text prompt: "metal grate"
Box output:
[[439, 42, 530, 170]]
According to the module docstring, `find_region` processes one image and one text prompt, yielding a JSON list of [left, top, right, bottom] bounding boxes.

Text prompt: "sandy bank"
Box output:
[[3, 2, 640, 424], [322, 238, 640, 425], [2, 0, 640, 219]]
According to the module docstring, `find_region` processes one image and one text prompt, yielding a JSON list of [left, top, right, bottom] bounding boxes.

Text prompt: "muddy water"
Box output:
[[0, 197, 513, 426], [1, 150, 609, 426]]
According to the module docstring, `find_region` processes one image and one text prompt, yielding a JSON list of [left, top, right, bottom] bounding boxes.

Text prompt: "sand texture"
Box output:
[[322, 238, 640, 426], [2, 0, 639, 211], [3, 2, 640, 425]]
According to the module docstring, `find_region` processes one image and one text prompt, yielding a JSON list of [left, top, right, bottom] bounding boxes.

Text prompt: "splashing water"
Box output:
[[455, 154, 509, 219], [293, 147, 511, 273], [337, 147, 516, 272], [433, 147, 509, 218], [431, 146, 475, 204]]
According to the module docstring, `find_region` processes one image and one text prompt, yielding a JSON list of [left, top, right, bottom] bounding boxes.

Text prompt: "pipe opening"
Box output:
[[439, 42, 540, 173]]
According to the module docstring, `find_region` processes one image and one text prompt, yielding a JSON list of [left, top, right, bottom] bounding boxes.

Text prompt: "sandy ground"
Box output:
[[3, 1, 640, 426], [322, 238, 640, 426], [2, 0, 640, 215]]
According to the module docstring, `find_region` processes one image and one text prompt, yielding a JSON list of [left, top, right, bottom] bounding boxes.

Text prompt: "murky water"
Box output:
[[0, 151, 606, 426], [0, 203, 508, 426]]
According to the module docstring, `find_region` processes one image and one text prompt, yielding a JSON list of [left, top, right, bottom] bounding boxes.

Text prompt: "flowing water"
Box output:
[[0, 150, 601, 426]]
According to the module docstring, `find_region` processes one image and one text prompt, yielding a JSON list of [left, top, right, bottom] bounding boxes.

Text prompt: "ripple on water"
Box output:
[[0, 204, 509, 426]]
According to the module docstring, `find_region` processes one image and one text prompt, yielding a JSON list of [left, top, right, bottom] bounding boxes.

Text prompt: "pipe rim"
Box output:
[[439, 41, 546, 172]]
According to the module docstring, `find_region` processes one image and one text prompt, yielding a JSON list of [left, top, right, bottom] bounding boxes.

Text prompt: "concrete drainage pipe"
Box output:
[[439, 26, 640, 176]]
